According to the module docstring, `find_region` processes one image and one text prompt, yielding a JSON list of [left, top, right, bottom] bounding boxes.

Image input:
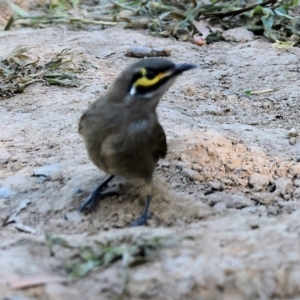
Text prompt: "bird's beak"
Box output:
[[172, 63, 197, 75]]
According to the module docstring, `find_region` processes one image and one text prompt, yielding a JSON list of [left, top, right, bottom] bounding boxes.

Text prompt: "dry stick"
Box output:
[[203, 0, 278, 18], [125, 46, 171, 58], [14, 15, 118, 25], [250, 89, 274, 95]]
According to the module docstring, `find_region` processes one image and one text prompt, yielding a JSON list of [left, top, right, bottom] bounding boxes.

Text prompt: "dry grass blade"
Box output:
[[45, 233, 184, 279], [0, 47, 85, 99], [2, 0, 299, 45]]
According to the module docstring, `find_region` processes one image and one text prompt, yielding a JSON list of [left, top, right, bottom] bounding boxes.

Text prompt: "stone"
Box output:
[[289, 137, 296, 145], [276, 167, 288, 178], [290, 163, 300, 177], [279, 200, 300, 214], [294, 179, 300, 187], [275, 178, 294, 196], [293, 187, 300, 199], [208, 181, 223, 191], [248, 173, 270, 191], [92, 219, 102, 229], [192, 163, 202, 172], [222, 27, 255, 42], [288, 127, 298, 138], [0, 187, 16, 198], [182, 168, 203, 182], [241, 206, 267, 215], [161, 160, 170, 167], [207, 192, 253, 208], [65, 211, 83, 223], [252, 192, 276, 205], [33, 164, 62, 180], [197, 202, 214, 218], [177, 161, 192, 170], [213, 202, 227, 212]]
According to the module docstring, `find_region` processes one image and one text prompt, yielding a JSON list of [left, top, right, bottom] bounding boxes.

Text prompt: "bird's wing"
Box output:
[[151, 122, 167, 160]]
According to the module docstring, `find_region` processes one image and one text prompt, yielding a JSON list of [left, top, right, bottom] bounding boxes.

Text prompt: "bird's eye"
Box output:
[[146, 70, 156, 80], [132, 70, 143, 83]]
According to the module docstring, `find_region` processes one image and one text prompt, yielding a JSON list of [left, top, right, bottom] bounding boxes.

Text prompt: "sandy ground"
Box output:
[[1, 24, 300, 299]]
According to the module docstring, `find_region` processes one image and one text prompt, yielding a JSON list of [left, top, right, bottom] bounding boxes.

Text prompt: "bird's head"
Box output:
[[108, 58, 197, 108]]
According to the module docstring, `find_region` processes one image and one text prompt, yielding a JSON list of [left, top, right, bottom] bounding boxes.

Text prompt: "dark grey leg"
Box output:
[[78, 175, 116, 213], [130, 194, 152, 227]]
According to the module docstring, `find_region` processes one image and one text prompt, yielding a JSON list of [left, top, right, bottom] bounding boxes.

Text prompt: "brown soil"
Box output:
[[1, 23, 300, 300]]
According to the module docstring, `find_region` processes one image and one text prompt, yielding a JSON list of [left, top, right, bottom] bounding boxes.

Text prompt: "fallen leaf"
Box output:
[[4, 199, 31, 225], [272, 40, 295, 49], [12, 223, 36, 234], [193, 20, 211, 39]]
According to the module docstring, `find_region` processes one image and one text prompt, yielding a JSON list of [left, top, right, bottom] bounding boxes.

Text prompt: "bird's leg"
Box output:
[[78, 175, 117, 213], [130, 180, 153, 227]]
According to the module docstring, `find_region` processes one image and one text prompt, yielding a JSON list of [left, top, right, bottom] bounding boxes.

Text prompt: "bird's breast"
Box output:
[[128, 118, 149, 135]]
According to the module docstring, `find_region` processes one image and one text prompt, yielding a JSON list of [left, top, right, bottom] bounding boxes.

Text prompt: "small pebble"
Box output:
[[288, 127, 298, 138], [182, 168, 203, 182], [213, 202, 226, 212], [92, 219, 102, 229], [33, 163, 62, 180], [293, 187, 300, 199], [294, 179, 300, 187], [289, 137, 296, 145], [275, 177, 294, 196], [161, 161, 170, 168], [65, 211, 82, 223], [193, 36, 206, 46], [192, 164, 202, 172], [0, 187, 17, 198], [209, 181, 223, 191]]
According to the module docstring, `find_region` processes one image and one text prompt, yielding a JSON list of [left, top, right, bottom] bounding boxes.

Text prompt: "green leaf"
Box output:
[[245, 89, 251, 96], [5, 0, 31, 17], [275, 6, 288, 15], [70, 260, 100, 279], [274, 8, 293, 19], [261, 7, 274, 18], [4, 16, 14, 31], [261, 15, 273, 32], [250, 5, 262, 17]]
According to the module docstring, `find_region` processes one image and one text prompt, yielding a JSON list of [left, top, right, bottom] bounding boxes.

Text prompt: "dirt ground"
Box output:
[[1, 22, 300, 300]]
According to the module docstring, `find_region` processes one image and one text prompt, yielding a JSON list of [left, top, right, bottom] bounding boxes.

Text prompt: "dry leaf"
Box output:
[[4, 199, 31, 225], [12, 223, 36, 234], [272, 40, 295, 49], [193, 20, 211, 39]]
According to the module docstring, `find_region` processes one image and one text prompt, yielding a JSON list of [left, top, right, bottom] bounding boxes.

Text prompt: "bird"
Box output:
[[78, 57, 197, 226]]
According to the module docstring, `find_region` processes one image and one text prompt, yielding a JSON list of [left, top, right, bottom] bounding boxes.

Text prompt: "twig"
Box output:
[[250, 89, 274, 95], [202, 0, 278, 18], [14, 15, 118, 25], [125, 46, 171, 58]]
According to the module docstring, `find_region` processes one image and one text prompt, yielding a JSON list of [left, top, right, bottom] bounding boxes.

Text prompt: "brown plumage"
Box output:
[[78, 57, 196, 226]]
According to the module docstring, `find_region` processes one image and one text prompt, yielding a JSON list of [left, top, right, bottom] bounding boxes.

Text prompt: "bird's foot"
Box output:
[[78, 190, 119, 213], [129, 212, 152, 227]]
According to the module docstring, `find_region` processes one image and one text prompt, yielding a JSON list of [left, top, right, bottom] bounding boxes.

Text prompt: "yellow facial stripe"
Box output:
[[134, 71, 171, 88]]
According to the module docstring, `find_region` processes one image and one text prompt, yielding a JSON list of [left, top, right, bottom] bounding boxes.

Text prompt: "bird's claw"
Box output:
[[129, 212, 152, 227], [78, 191, 119, 213]]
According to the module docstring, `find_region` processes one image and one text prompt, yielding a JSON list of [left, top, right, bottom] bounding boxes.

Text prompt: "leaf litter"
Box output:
[[0, 47, 86, 99], [45, 232, 185, 280], [1, 0, 300, 46]]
